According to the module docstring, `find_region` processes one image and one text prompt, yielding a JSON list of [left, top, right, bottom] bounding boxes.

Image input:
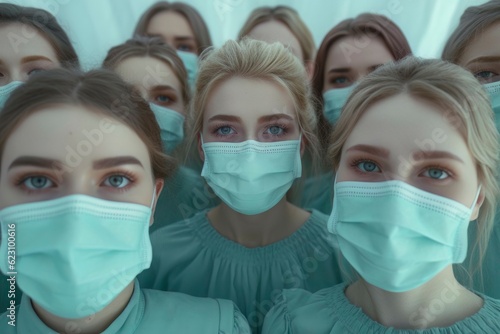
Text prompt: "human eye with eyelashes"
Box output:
[[14, 173, 57, 194], [264, 123, 289, 137], [349, 159, 381, 174], [420, 166, 452, 180], [100, 170, 138, 192]]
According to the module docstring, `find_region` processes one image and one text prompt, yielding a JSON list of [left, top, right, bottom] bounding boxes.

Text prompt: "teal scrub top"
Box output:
[[456, 217, 500, 299], [152, 166, 219, 232], [262, 283, 500, 334], [297, 172, 334, 215], [0, 280, 251, 333], [138, 209, 344, 334]]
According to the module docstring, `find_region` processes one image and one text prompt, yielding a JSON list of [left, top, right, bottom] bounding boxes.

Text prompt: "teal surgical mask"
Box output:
[[484, 81, 500, 131], [149, 103, 185, 153], [177, 50, 198, 90], [323, 85, 356, 125], [201, 137, 302, 215], [328, 180, 479, 292], [0, 194, 154, 319], [0, 81, 23, 109]]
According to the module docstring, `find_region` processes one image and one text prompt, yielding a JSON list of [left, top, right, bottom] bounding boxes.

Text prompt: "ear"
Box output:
[[470, 189, 485, 221], [198, 132, 205, 162], [149, 178, 165, 226], [305, 60, 315, 82]]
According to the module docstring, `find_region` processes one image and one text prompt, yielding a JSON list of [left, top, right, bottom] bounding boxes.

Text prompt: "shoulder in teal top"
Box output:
[[0, 279, 250, 334], [262, 283, 500, 334], [297, 172, 334, 215], [456, 218, 500, 299], [139, 209, 344, 333], [152, 166, 219, 232]]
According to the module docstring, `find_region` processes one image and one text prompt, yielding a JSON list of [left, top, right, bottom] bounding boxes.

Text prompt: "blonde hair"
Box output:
[[442, 0, 500, 64], [133, 1, 212, 55], [329, 57, 499, 281], [237, 6, 316, 64], [188, 38, 319, 173], [102, 36, 190, 112]]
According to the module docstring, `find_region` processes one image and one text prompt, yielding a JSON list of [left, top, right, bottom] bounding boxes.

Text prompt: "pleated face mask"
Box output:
[[177, 50, 198, 91], [484, 80, 500, 132], [328, 179, 480, 292], [201, 137, 302, 215], [0, 193, 155, 319], [0, 81, 23, 109], [322, 85, 356, 125], [149, 103, 185, 153]]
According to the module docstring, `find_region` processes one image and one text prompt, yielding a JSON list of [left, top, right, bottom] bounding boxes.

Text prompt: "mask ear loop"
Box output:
[[470, 185, 482, 210]]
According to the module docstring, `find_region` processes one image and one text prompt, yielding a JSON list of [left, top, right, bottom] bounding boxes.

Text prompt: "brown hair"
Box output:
[[328, 57, 499, 279], [0, 68, 175, 180], [133, 1, 212, 55], [442, 0, 500, 64], [237, 5, 316, 63], [0, 3, 80, 69], [313, 13, 412, 155], [102, 36, 190, 111]]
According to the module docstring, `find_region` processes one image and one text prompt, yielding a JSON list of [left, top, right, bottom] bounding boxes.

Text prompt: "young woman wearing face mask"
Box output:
[[134, 1, 212, 90], [262, 57, 500, 333], [238, 5, 316, 81], [138, 39, 343, 334], [301, 13, 412, 216], [0, 2, 80, 313], [0, 68, 250, 334], [102, 37, 219, 231], [0, 3, 79, 109], [442, 0, 500, 300]]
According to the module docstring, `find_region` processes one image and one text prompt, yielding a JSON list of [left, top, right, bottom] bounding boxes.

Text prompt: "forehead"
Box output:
[[1, 105, 151, 171], [113, 56, 181, 90], [325, 35, 394, 70], [345, 94, 464, 149], [0, 22, 58, 62], [146, 10, 195, 38], [459, 22, 500, 65], [204, 76, 297, 120], [248, 20, 303, 61]]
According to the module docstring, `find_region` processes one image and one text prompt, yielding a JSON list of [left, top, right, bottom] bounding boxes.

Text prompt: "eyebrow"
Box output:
[[21, 55, 54, 64], [412, 151, 464, 163], [207, 114, 241, 123], [93, 156, 144, 169], [465, 56, 500, 66], [150, 85, 177, 92], [8, 156, 62, 171], [8, 156, 144, 171], [328, 67, 351, 74], [174, 36, 195, 42], [345, 146, 465, 164], [258, 113, 294, 123], [346, 144, 390, 158]]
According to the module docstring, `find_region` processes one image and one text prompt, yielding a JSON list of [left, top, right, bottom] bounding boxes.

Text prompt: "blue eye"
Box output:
[[333, 77, 349, 84], [266, 126, 284, 136], [156, 95, 172, 103], [177, 45, 193, 52], [28, 68, 44, 76], [216, 126, 234, 136], [423, 168, 449, 180], [103, 175, 131, 188], [474, 70, 499, 83], [356, 161, 379, 173], [23, 176, 53, 189]]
